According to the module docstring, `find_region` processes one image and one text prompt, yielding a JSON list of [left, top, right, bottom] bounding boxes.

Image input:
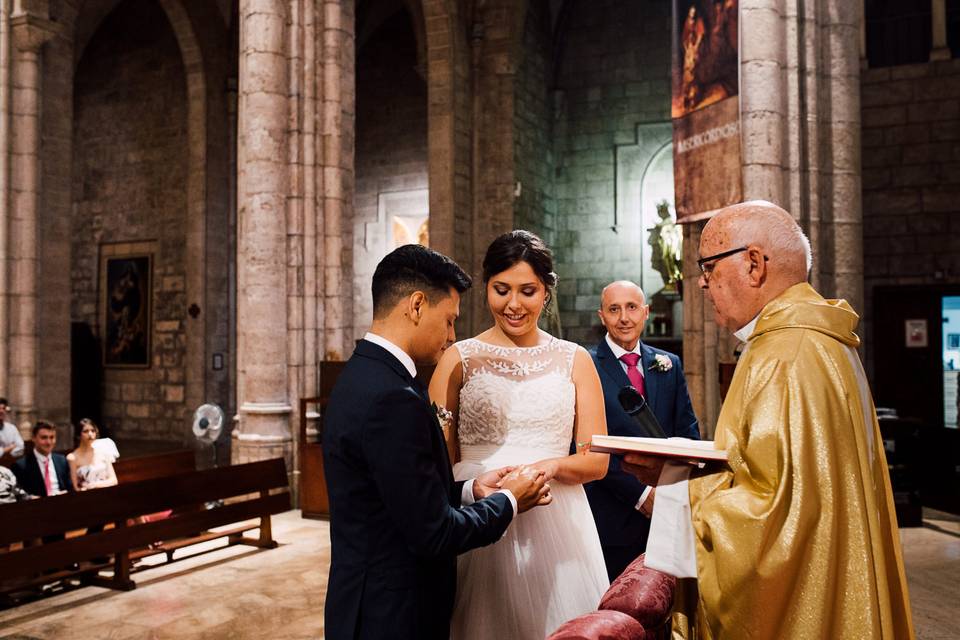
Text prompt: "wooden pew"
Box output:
[[113, 449, 195, 483], [0, 458, 290, 593]]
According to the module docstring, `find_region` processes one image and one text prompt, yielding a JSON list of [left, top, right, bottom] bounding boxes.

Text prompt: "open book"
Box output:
[[590, 435, 728, 462]]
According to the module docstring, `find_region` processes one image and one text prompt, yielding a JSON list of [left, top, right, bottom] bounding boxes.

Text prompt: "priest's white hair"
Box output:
[[724, 200, 813, 279]]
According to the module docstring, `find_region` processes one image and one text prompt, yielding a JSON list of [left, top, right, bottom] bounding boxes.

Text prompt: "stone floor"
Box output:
[[0, 509, 957, 639]]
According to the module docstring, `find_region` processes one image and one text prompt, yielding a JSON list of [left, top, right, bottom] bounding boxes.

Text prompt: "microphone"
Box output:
[[617, 386, 667, 439]]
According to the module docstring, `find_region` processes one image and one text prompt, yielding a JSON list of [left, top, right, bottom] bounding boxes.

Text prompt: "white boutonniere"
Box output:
[[649, 354, 673, 372], [431, 402, 454, 434]]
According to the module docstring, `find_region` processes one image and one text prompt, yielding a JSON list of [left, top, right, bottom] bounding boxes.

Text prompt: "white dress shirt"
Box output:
[[364, 332, 417, 378], [33, 449, 61, 495], [0, 421, 24, 457], [734, 314, 760, 344], [362, 333, 518, 516], [605, 333, 653, 512]]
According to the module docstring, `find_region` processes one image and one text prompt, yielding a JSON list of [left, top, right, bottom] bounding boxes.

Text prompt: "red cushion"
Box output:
[[598, 553, 676, 629], [547, 609, 646, 640]]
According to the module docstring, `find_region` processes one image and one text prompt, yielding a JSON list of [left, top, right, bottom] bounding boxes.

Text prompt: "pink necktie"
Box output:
[[620, 353, 646, 398], [43, 456, 53, 495]]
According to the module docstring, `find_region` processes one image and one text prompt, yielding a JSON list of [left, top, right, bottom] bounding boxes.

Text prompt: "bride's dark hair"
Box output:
[[482, 230, 558, 301]]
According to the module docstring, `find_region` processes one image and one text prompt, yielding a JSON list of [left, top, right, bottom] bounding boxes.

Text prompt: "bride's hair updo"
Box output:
[[482, 230, 558, 300]]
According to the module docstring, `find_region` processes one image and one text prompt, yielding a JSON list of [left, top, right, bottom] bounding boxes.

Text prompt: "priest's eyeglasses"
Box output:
[[697, 246, 748, 280]]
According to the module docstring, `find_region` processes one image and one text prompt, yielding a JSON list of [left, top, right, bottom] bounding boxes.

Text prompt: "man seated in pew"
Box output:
[[68, 419, 117, 491], [12, 421, 73, 498], [0, 397, 24, 457]]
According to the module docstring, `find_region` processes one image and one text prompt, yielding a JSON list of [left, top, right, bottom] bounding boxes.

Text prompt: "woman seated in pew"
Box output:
[[67, 419, 117, 491]]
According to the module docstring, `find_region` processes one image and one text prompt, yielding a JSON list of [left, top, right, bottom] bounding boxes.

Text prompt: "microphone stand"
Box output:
[[617, 386, 667, 439]]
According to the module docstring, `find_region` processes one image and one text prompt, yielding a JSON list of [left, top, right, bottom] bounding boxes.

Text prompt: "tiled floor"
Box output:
[[0, 513, 330, 640], [1, 509, 957, 639], [900, 510, 960, 639]]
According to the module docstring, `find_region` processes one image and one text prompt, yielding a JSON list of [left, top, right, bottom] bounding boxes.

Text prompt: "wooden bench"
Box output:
[[0, 457, 290, 594], [113, 449, 195, 483], [2, 445, 193, 478]]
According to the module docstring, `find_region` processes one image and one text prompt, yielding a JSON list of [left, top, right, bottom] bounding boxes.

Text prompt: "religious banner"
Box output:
[[671, 0, 742, 222]]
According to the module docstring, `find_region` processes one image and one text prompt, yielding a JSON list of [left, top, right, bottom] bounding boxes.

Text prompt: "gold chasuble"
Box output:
[[686, 283, 914, 639]]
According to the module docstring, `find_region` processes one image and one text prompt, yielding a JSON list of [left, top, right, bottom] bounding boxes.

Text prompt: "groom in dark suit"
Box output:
[[323, 245, 550, 640], [585, 280, 699, 581]]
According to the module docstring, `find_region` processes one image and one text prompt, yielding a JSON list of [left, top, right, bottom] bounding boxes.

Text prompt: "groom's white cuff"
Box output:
[[461, 479, 518, 516], [634, 485, 654, 512]]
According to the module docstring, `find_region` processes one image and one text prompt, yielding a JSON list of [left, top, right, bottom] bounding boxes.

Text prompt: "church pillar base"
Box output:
[[232, 403, 296, 504]]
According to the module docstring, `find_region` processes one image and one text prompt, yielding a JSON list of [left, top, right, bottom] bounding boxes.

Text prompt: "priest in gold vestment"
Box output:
[[624, 201, 914, 639]]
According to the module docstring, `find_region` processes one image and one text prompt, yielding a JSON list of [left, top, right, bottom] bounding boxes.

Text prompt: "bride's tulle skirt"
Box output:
[[451, 444, 610, 640]]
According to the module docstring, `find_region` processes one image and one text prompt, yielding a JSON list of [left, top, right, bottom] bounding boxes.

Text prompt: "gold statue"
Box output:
[[648, 200, 683, 293]]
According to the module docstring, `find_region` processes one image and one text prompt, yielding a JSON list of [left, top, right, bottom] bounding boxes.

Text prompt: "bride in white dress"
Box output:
[[429, 230, 610, 639]]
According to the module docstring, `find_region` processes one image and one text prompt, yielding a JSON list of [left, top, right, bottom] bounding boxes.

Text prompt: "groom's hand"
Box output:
[[622, 454, 665, 486], [473, 466, 516, 500], [500, 465, 552, 514]]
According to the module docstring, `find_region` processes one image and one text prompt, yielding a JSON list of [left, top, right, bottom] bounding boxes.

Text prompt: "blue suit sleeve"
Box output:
[[60, 457, 74, 492], [361, 387, 513, 557], [672, 354, 700, 440], [597, 454, 648, 507]]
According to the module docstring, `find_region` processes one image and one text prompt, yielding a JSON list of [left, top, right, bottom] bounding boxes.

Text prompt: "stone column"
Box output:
[[233, 0, 293, 466], [0, 0, 12, 399], [7, 10, 55, 429], [320, 0, 355, 361], [822, 0, 864, 316], [930, 0, 951, 61], [681, 0, 864, 433]]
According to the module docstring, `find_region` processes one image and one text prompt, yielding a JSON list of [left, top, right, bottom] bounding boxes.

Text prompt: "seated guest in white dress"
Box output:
[[430, 230, 611, 639], [68, 419, 118, 491], [0, 397, 24, 457]]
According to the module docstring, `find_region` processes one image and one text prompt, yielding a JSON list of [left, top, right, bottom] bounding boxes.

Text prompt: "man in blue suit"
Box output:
[[586, 280, 699, 581], [12, 421, 73, 497], [322, 245, 550, 640]]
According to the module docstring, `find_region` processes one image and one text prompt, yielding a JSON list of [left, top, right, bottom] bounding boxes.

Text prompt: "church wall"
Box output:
[[860, 59, 960, 377], [353, 10, 428, 340], [70, 0, 190, 441], [513, 1, 556, 247], [551, 0, 673, 346]]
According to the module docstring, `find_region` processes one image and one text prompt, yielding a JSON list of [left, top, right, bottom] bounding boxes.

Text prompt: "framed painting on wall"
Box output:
[[101, 251, 152, 367]]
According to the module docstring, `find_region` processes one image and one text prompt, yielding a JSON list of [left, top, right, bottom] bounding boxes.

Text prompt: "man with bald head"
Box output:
[[585, 279, 698, 580], [623, 201, 913, 639]]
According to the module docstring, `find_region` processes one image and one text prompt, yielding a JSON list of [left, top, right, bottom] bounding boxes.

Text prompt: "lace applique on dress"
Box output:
[[456, 337, 578, 452]]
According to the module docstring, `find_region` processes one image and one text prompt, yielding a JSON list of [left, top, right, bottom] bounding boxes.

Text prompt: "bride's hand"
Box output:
[[529, 459, 560, 483], [473, 466, 517, 500]]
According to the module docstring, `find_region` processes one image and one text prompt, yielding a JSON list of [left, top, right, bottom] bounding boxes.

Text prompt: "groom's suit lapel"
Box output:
[[356, 340, 454, 488]]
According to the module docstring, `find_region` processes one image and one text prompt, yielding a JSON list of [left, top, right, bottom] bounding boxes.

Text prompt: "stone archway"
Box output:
[[66, 0, 212, 443]]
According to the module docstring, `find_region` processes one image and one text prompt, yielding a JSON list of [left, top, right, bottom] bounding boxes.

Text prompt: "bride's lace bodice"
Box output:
[[456, 337, 578, 453]]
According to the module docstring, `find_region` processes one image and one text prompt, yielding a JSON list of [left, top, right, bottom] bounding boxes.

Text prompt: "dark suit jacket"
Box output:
[[12, 451, 73, 497], [585, 338, 699, 552], [322, 340, 514, 640]]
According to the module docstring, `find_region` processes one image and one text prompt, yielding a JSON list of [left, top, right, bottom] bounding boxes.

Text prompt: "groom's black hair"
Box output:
[[372, 244, 472, 318]]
